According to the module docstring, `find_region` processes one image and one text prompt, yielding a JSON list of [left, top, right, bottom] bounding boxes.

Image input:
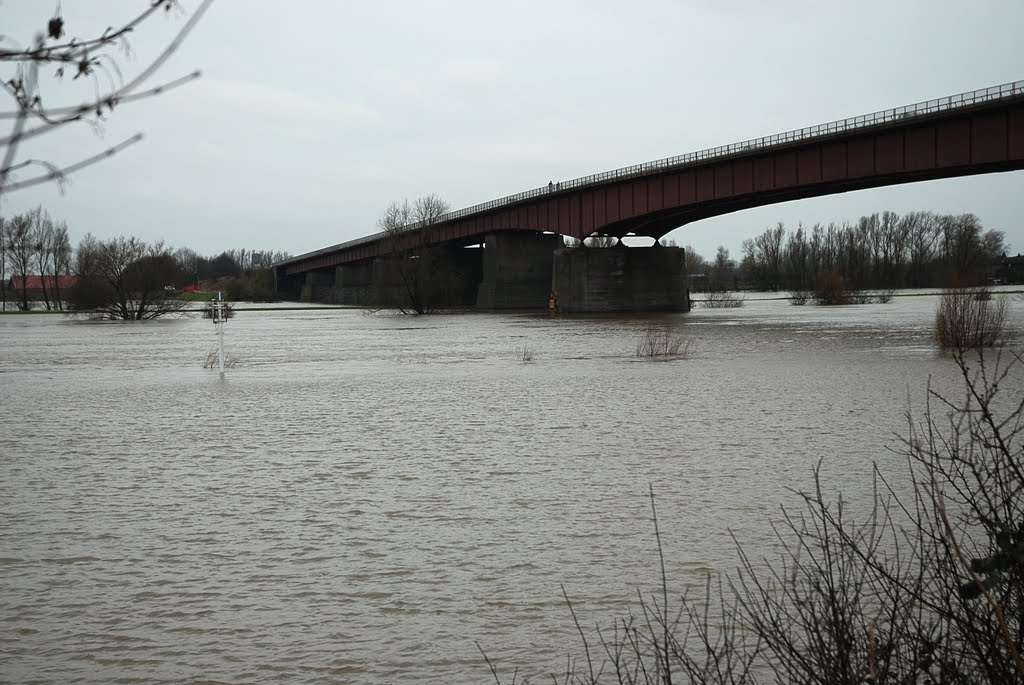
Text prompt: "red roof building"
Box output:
[[7, 275, 78, 291]]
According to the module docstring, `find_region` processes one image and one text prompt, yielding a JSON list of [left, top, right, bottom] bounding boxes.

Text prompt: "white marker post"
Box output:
[[212, 291, 227, 378]]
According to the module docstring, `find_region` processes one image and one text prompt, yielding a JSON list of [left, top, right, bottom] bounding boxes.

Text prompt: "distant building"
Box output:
[[5, 275, 78, 301], [995, 253, 1024, 285]]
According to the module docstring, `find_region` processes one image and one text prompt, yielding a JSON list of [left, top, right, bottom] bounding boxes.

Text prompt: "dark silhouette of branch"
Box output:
[[0, 71, 201, 136], [0, 2, 170, 64], [2, 133, 143, 193], [0, 0, 213, 197]]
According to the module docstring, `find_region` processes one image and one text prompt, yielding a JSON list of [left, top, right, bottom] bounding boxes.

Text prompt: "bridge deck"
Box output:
[[278, 79, 1024, 275]]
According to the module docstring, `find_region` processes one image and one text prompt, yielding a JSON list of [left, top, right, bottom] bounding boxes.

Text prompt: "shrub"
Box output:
[[875, 288, 896, 304], [813, 270, 852, 305], [635, 326, 690, 358], [201, 300, 235, 319], [210, 268, 278, 302], [202, 347, 243, 369], [789, 289, 811, 305], [515, 344, 535, 363], [702, 290, 743, 308], [935, 287, 1010, 351]]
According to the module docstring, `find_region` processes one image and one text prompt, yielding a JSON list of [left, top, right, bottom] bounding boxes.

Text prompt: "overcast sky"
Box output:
[[2, 0, 1022, 261]]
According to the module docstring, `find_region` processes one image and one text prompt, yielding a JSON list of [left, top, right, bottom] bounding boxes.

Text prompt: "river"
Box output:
[[2, 291, 1022, 684]]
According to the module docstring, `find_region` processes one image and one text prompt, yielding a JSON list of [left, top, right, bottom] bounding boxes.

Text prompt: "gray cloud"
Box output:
[[2, 0, 1022, 260]]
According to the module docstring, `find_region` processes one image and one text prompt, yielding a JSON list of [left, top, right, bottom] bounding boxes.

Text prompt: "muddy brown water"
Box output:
[[2, 292, 1022, 683]]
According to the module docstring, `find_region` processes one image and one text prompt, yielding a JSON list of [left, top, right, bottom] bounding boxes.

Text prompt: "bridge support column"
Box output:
[[274, 268, 304, 301], [369, 246, 482, 310], [476, 232, 561, 309], [552, 245, 689, 313], [335, 260, 374, 305], [299, 270, 336, 303]]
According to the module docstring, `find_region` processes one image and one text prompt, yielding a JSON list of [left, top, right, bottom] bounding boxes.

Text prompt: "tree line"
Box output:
[[685, 211, 1009, 291], [0, 207, 72, 311], [1, 206, 289, 316]]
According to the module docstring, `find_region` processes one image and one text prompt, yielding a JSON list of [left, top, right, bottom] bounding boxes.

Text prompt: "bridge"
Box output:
[[276, 80, 1024, 313]]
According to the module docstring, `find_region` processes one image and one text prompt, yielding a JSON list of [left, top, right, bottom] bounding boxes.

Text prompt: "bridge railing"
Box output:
[[279, 80, 1022, 266], [440, 80, 1022, 224]]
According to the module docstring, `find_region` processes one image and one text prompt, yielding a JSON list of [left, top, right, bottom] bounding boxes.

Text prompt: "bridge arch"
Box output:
[[279, 80, 1023, 278], [276, 81, 1024, 311]]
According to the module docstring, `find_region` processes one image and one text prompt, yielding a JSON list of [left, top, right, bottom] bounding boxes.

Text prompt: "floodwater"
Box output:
[[2, 292, 1022, 684]]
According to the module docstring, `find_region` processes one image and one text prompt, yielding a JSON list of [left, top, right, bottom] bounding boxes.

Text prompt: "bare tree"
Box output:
[[784, 222, 811, 289], [936, 213, 1005, 284], [26, 206, 54, 309], [46, 217, 72, 308], [710, 245, 735, 290], [0, 216, 7, 310], [906, 211, 940, 287], [740, 223, 785, 290], [4, 212, 33, 310], [682, 244, 709, 283], [877, 209, 909, 287], [68, 234, 183, 320], [758, 222, 785, 290], [0, 1, 213, 198], [373, 194, 452, 314]]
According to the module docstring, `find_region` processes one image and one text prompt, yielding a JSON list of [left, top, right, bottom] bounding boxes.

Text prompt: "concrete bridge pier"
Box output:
[[476, 231, 561, 309], [552, 245, 689, 313], [335, 260, 374, 305], [369, 245, 483, 310], [275, 271, 305, 301], [299, 270, 336, 303]]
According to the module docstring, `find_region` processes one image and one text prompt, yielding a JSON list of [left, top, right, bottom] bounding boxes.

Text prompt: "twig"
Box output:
[[475, 641, 516, 685], [1, 133, 143, 192], [933, 471, 1024, 678]]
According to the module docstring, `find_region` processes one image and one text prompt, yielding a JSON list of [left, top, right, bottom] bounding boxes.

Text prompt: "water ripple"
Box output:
[[2, 299, 1022, 683]]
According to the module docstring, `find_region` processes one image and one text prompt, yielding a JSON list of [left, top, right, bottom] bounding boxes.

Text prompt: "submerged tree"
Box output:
[[68, 234, 184, 320], [0, 216, 6, 310], [0, 1, 213, 198], [26, 206, 71, 310], [3, 212, 33, 310], [373, 194, 453, 315], [0, 207, 72, 310]]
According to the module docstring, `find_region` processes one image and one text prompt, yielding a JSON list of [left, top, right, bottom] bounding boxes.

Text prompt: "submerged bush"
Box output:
[[210, 268, 278, 302], [875, 288, 896, 304], [813, 270, 851, 305], [635, 326, 691, 358], [515, 344, 535, 363], [702, 290, 744, 308], [788, 289, 811, 306], [201, 300, 235, 319], [202, 347, 244, 369], [935, 287, 1010, 351]]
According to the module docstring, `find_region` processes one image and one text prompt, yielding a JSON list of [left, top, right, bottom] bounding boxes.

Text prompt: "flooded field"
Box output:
[[2, 291, 1022, 683]]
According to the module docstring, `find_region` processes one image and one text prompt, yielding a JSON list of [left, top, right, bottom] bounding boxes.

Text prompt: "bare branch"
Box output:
[[1, 133, 143, 193], [0, 1, 212, 197]]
